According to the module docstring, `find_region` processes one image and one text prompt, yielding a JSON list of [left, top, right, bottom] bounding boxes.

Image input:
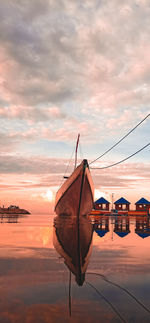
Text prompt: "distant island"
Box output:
[[0, 205, 30, 214]]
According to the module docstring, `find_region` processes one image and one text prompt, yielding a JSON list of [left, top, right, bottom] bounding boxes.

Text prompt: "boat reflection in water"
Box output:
[[53, 214, 93, 286]]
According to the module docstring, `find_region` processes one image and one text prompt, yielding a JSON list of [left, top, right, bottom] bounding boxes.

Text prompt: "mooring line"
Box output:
[[87, 272, 150, 314], [89, 113, 150, 165], [86, 281, 127, 323]]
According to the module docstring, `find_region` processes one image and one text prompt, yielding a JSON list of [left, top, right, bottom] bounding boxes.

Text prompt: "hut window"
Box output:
[[139, 205, 142, 208]]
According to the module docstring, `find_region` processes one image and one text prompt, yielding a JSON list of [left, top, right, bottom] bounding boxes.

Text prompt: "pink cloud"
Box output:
[[106, 109, 136, 129], [0, 105, 66, 122]]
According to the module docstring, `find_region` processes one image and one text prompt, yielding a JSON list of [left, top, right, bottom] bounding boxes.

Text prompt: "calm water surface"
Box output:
[[0, 214, 150, 323]]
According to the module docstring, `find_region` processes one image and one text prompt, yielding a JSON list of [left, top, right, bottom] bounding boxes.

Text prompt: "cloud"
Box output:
[[0, 0, 150, 207], [0, 1, 80, 106], [0, 0, 149, 156], [0, 154, 149, 194], [0, 106, 66, 122], [0, 0, 150, 115], [91, 161, 150, 194], [0, 129, 40, 153], [0, 156, 67, 175]]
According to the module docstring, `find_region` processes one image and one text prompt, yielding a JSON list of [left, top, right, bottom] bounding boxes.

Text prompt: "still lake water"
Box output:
[[0, 213, 150, 323]]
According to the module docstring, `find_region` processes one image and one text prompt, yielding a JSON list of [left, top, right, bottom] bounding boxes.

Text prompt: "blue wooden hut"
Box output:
[[114, 197, 130, 211], [135, 197, 150, 211], [94, 197, 110, 211]]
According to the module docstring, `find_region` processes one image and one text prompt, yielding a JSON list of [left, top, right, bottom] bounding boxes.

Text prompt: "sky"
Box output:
[[0, 0, 150, 213]]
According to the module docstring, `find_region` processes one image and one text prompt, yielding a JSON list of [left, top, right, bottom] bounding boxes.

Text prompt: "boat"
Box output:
[[54, 135, 94, 217], [53, 214, 93, 286]]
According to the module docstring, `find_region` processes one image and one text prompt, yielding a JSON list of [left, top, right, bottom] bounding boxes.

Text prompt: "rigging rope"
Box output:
[[89, 113, 150, 165], [58, 147, 75, 187], [90, 142, 150, 170]]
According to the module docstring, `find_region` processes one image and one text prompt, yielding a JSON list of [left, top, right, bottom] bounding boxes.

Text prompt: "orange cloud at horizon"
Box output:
[[0, 156, 149, 214]]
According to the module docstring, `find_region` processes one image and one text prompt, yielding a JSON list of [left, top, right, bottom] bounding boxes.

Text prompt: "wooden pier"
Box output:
[[89, 209, 149, 216]]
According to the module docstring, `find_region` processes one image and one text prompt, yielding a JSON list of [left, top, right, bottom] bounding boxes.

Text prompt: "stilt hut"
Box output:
[[114, 197, 130, 211], [94, 197, 110, 211], [135, 198, 150, 212]]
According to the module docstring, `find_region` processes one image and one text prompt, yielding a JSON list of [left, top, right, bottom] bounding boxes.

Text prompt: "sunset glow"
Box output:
[[0, 1, 149, 214], [42, 190, 54, 202], [94, 189, 107, 200]]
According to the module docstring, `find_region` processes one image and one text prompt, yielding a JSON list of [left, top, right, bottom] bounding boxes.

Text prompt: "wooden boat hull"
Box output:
[[55, 159, 94, 217]]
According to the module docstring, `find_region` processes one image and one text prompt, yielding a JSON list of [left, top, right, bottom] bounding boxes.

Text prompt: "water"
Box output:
[[0, 214, 150, 323]]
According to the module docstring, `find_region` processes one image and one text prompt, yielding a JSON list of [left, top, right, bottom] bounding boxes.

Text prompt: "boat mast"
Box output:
[[112, 193, 114, 211], [74, 133, 80, 170]]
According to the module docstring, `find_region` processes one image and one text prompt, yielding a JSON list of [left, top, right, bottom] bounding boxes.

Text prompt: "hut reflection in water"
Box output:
[[114, 217, 130, 238], [92, 216, 109, 238], [135, 216, 150, 238]]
